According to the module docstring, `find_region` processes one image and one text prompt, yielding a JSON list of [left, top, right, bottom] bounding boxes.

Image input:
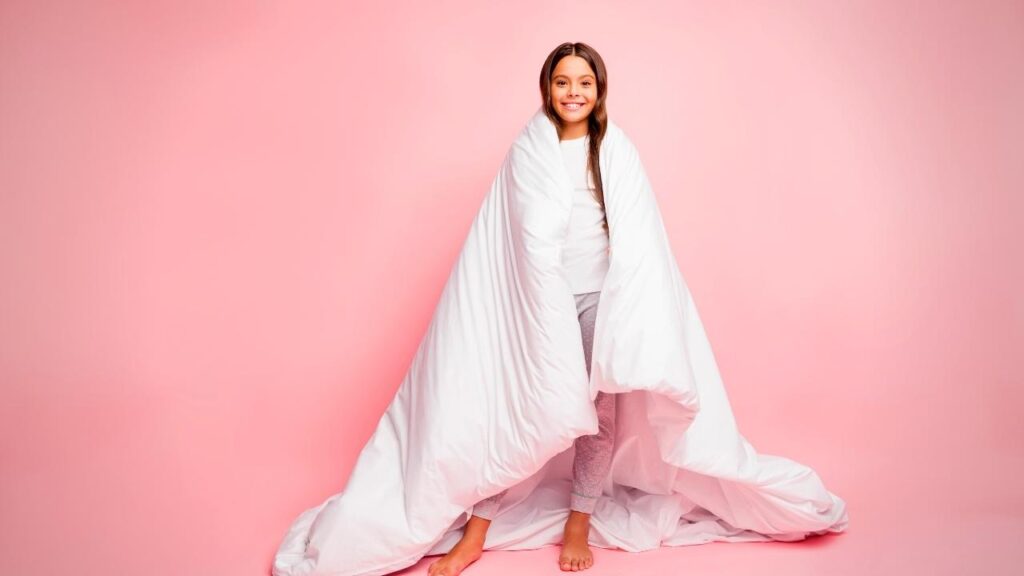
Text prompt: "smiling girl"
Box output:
[[428, 41, 613, 576]]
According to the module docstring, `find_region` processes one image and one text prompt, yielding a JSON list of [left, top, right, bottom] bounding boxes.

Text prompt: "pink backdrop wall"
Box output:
[[2, 1, 1021, 575]]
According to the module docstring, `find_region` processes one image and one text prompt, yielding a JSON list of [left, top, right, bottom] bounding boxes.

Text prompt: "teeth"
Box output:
[[564, 103, 582, 110]]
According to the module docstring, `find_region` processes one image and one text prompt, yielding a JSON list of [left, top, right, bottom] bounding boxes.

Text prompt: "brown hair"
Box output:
[[539, 42, 609, 235]]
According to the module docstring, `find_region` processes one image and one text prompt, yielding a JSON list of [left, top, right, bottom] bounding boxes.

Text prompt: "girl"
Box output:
[[428, 41, 612, 576], [272, 40, 847, 576]]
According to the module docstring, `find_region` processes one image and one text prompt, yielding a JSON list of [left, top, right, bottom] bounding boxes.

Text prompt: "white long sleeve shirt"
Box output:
[[559, 134, 610, 295]]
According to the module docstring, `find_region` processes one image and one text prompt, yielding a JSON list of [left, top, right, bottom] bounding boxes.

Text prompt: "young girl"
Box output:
[[429, 42, 612, 576], [272, 40, 848, 576]]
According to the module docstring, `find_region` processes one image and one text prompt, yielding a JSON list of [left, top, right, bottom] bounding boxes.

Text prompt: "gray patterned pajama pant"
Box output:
[[470, 290, 617, 519]]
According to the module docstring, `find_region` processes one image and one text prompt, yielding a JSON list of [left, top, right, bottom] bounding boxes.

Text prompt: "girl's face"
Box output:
[[550, 56, 597, 131]]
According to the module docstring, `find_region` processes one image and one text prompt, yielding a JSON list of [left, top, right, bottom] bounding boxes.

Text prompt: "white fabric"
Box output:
[[272, 107, 849, 576], [559, 134, 610, 294]]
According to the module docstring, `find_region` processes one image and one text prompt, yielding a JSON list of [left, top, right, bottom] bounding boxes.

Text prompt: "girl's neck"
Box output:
[[560, 120, 589, 141]]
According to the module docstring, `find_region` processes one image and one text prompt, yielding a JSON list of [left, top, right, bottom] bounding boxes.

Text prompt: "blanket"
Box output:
[[272, 106, 849, 576]]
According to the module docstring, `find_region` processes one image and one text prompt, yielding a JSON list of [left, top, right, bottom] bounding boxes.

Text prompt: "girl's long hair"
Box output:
[[539, 42, 610, 235]]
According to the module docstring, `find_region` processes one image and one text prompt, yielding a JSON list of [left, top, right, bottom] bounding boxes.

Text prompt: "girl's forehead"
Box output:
[[554, 57, 595, 77]]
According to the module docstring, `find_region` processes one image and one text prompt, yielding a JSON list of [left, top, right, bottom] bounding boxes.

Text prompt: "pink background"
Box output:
[[2, 1, 1021, 575]]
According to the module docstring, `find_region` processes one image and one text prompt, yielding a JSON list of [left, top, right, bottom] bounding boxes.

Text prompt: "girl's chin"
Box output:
[[558, 109, 589, 121]]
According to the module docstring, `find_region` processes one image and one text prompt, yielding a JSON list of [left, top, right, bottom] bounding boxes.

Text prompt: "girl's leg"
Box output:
[[569, 290, 616, 514], [570, 391, 616, 513], [560, 290, 610, 571]]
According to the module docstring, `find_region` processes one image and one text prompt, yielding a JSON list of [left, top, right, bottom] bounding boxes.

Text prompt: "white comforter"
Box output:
[[272, 107, 849, 576]]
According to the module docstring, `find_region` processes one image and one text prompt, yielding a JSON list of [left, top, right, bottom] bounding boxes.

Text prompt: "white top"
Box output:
[[559, 134, 610, 294]]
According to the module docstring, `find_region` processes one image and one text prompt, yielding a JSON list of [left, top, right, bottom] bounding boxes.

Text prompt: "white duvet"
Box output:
[[272, 107, 849, 576]]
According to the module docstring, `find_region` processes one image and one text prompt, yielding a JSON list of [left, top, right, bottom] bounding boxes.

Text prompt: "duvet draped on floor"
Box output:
[[272, 107, 849, 576]]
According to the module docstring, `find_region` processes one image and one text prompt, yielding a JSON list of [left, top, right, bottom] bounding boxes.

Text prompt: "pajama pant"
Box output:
[[470, 290, 617, 519]]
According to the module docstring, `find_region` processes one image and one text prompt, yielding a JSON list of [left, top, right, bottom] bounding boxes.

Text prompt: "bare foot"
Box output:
[[428, 516, 489, 576], [559, 511, 594, 571]]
